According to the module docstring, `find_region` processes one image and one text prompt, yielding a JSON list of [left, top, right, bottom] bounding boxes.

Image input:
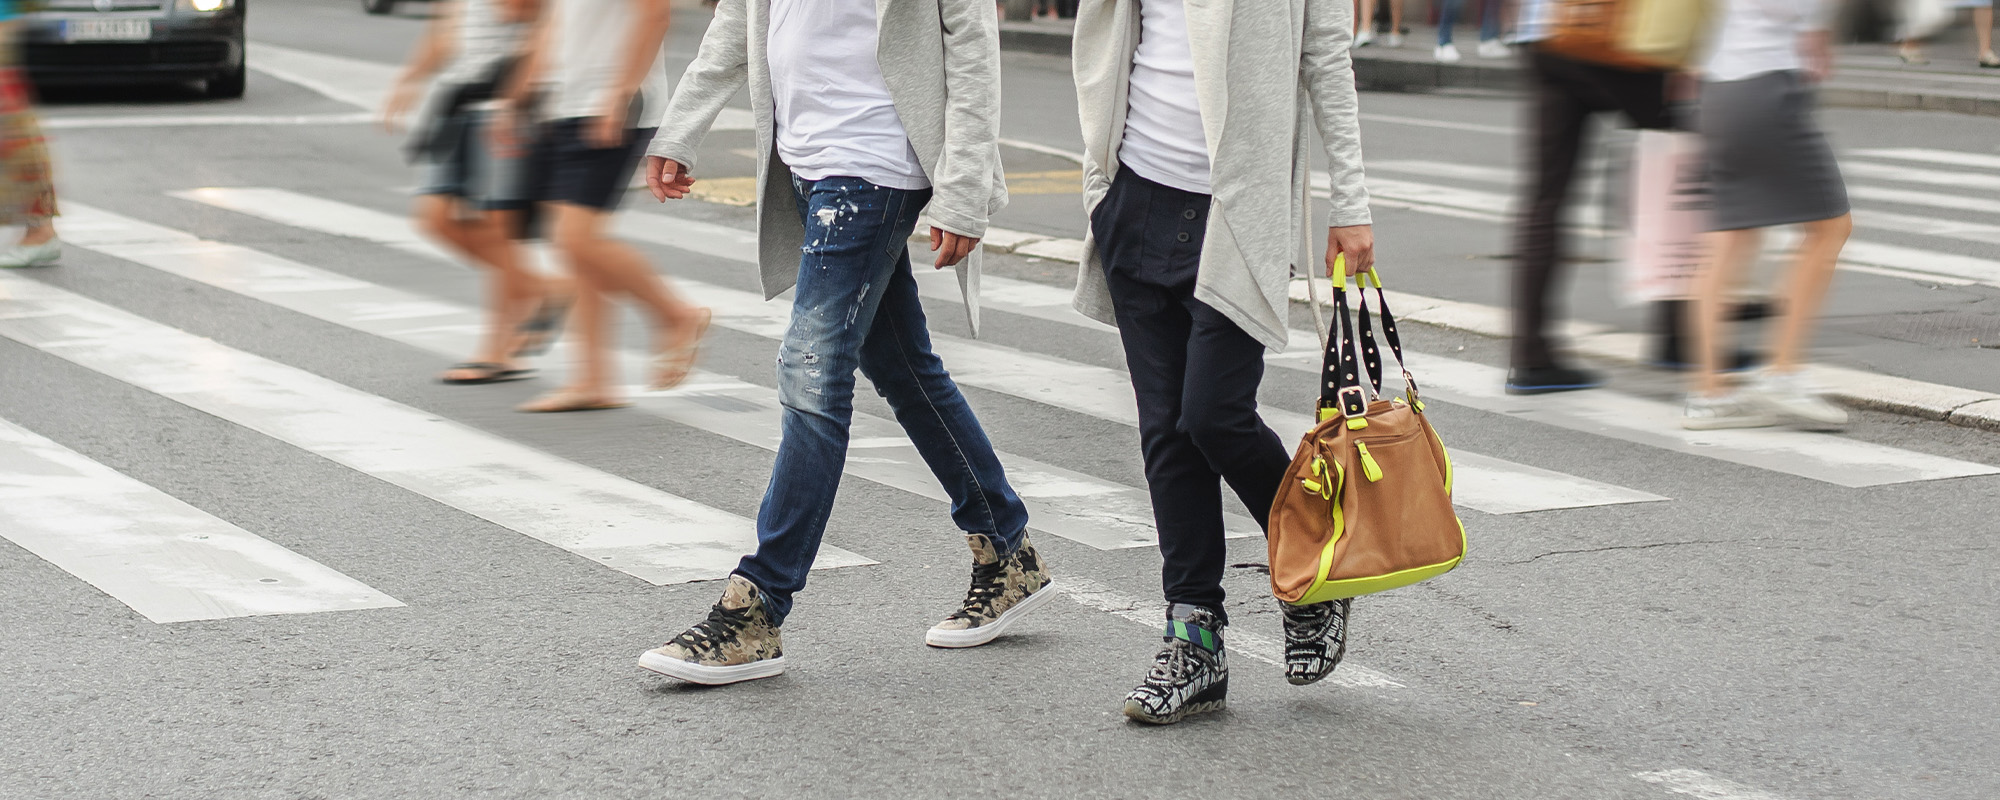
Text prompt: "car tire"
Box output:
[[362, 0, 396, 14], [207, 61, 246, 99]]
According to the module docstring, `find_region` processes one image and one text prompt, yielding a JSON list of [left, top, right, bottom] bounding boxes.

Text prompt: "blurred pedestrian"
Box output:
[[1355, 0, 1405, 47], [0, 0, 60, 270], [1504, 0, 1673, 394], [636, 0, 1048, 686], [1073, 0, 1374, 725], [502, 0, 711, 412], [1683, 0, 1851, 431], [1436, 0, 1510, 62], [385, 0, 563, 385], [1897, 0, 1998, 67]]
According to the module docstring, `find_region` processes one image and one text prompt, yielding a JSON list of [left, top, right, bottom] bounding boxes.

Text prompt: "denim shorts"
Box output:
[[415, 109, 530, 211]]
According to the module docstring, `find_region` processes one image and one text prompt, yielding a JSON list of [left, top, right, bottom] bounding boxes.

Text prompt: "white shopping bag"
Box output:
[[1621, 129, 1710, 305]]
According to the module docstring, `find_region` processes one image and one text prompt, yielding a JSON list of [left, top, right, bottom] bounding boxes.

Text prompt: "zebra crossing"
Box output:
[[5, 176, 1995, 626], [1361, 145, 2000, 289]]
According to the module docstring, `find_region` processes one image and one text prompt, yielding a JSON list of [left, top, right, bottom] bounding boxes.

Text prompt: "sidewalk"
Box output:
[[999, 19, 2000, 117]]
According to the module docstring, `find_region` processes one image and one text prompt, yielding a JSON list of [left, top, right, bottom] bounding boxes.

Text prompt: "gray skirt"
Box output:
[[1697, 70, 1850, 231]]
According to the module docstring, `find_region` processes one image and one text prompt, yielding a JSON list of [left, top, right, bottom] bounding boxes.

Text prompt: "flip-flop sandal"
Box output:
[[516, 391, 631, 413], [440, 362, 537, 385], [648, 308, 713, 391], [513, 296, 574, 358]]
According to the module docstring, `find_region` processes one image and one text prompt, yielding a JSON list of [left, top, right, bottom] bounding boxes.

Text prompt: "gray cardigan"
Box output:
[[646, 0, 1009, 332], [1072, 0, 1373, 351]]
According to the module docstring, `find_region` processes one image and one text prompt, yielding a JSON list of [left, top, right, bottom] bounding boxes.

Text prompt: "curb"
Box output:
[[995, 28, 2000, 119], [916, 223, 2000, 433]]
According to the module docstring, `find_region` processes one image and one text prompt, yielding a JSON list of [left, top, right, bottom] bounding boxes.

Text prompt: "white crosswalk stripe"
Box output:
[[182, 188, 1672, 516], [596, 201, 1997, 489], [70, 199, 1243, 550], [0, 416, 403, 623], [0, 271, 871, 592]]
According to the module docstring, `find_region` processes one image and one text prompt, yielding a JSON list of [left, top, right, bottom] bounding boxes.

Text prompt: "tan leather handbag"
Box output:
[[1542, 0, 1712, 71], [1267, 271, 1465, 605]]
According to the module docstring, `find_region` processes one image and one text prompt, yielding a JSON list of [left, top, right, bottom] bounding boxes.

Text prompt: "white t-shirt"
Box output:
[[1704, 0, 1827, 83], [1119, 0, 1212, 194], [544, 0, 669, 127], [767, 0, 930, 190], [437, 0, 524, 87]]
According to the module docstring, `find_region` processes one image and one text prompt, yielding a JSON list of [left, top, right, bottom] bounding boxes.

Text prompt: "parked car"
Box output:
[[19, 0, 248, 99]]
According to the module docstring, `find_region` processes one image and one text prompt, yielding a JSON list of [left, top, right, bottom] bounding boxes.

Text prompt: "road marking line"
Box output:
[[0, 417, 403, 623], [1051, 576, 1406, 689], [172, 189, 1999, 489], [1850, 146, 2000, 171], [0, 273, 867, 587], [246, 42, 396, 111], [91, 197, 1191, 551], [188, 189, 1660, 516], [1842, 159, 2000, 192], [1848, 183, 2000, 216], [1360, 112, 1517, 136], [1633, 769, 1790, 800], [44, 112, 376, 130], [603, 205, 2000, 488]]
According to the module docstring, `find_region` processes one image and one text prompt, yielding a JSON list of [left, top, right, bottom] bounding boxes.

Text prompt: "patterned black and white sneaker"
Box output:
[[1122, 604, 1228, 725], [1281, 597, 1351, 685]]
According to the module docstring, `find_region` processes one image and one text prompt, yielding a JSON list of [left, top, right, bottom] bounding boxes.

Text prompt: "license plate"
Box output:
[[64, 18, 152, 42]]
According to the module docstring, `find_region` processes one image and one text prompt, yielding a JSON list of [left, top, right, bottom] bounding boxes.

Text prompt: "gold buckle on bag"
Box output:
[[1337, 386, 1368, 419]]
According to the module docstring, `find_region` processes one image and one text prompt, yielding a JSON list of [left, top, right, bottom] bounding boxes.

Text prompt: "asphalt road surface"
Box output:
[[4, 3, 1999, 799]]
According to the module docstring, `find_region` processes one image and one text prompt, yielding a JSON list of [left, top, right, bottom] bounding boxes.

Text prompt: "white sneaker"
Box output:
[[0, 238, 60, 269], [1478, 39, 1511, 59], [1385, 32, 1403, 48], [1746, 370, 1849, 430], [1683, 392, 1776, 431], [1354, 29, 1375, 47], [1434, 44, 1462, 64]]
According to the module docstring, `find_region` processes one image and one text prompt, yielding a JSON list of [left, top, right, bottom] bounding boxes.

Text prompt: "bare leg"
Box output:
[[416, 196, 544, 378], [546, 202, 708, 394], [1978, 7, 1996, 60], [1764, 214, 1851, 375], [1356, 0, 1374, 36], [1689, 228, 1763, 397], [18, 219, 54, 246], [1389, 0, 1404, 36]]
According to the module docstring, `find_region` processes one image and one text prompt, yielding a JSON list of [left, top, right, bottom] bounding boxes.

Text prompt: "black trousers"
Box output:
[[1513, 48, 1671, 370], [1092, 168, 1292, 615]]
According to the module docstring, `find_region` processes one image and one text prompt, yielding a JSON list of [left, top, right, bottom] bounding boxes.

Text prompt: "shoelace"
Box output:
[[1146, 640, 1199, 685], [949, 559, 1009, 620], [670, 601, 755, 653]]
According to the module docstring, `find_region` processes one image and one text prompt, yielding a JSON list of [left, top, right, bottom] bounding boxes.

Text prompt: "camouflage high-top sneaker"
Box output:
[[925, 533, 1054, 648], [1281, 597, 1352, 685], [1123, 604, 1228, 725], [638, 574, 785, 685]]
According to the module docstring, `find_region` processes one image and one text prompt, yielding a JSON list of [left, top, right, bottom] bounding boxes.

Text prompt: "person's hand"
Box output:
[[380, 79, 421, 134], [1326, 224, 1374, 278], [930, 228, 979, 269], [585, 92, 631, 149], [645, 156, 697, 202], [1801, 30, 1833, 83]]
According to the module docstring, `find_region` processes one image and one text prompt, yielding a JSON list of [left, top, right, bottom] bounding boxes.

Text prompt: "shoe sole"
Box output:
[[637, 651, 785, 685], [1122, 680, 1230, 725], [924, 578, 1057, 649], [1681, 415, 1776, 431]]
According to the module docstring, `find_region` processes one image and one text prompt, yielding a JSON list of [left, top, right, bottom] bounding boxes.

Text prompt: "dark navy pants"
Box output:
[[1091, 167, 1291, 616]]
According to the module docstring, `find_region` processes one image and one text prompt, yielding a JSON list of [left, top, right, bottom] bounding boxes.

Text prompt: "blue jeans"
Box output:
[[733, 174, 1031, 625], [1438, 0, 1502, 45]]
